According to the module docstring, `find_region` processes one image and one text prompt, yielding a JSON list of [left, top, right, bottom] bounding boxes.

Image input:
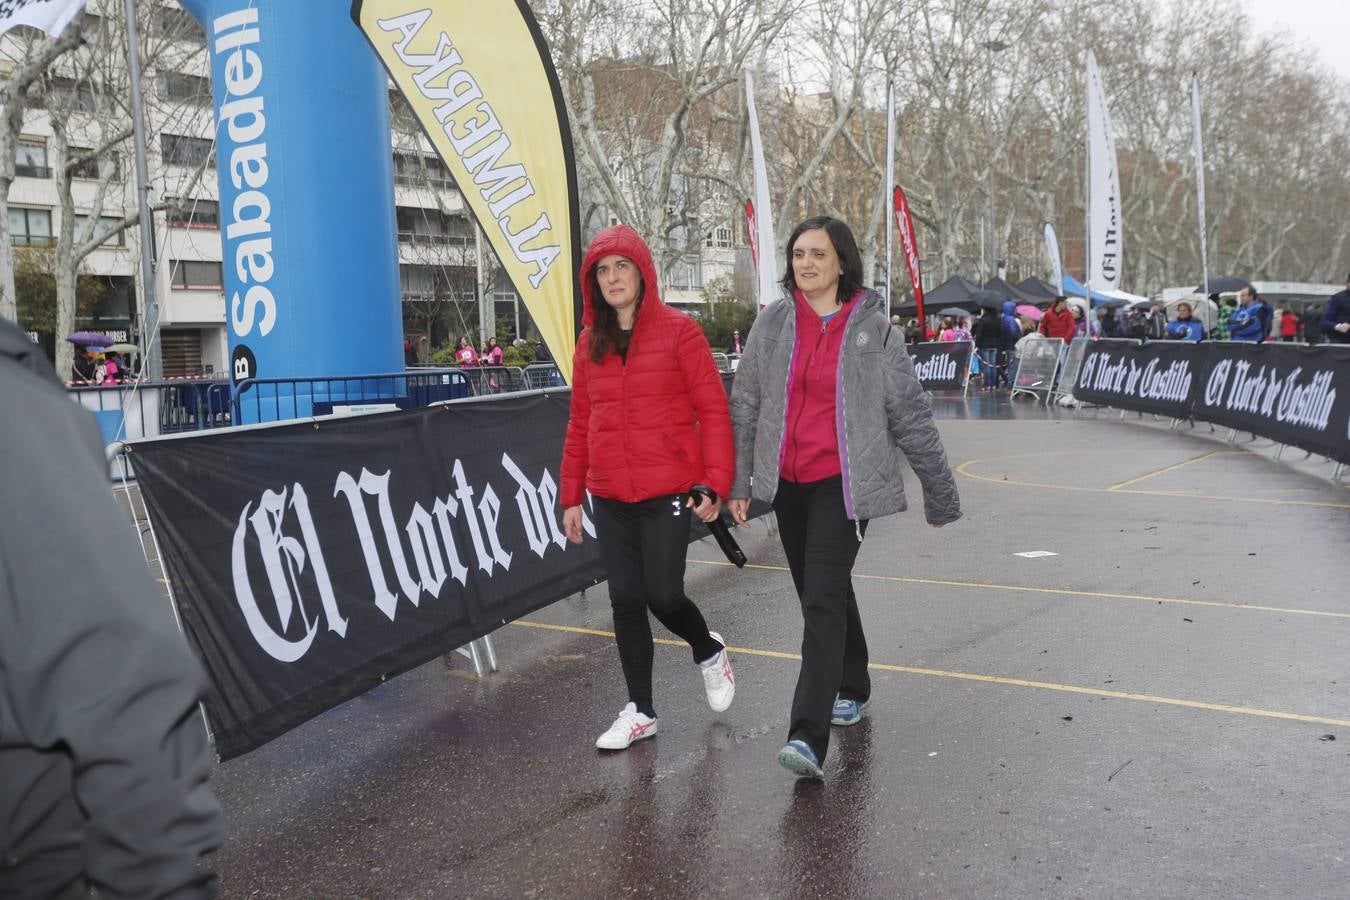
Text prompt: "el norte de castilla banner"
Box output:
[[1074, 339, 1350, 464], [353, 0, 582, 381]]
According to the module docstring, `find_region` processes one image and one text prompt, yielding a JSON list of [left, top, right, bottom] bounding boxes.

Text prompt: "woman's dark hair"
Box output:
[[780, 216, 865, 302], [587, 264, 645, 363]]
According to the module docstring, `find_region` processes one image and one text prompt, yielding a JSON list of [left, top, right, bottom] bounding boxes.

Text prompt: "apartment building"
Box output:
[[6, 2, 533, 378]]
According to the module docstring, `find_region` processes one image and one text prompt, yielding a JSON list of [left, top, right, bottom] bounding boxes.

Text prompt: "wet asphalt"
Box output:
[[208, 394, 1350, 899]]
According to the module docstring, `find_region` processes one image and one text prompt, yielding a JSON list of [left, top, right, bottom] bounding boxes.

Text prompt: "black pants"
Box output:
[[591, 495, 722, 717], [773, 476, 869, 762]]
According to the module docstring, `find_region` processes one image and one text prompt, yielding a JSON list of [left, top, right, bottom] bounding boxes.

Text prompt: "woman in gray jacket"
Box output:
[[728, 216, 962, 779]]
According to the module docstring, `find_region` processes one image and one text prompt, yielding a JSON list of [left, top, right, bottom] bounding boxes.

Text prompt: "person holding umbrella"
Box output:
[[727, 215, 961, 779]]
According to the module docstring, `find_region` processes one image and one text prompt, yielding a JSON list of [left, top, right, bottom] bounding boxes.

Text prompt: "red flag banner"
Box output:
[[893, 186, 925, 322]]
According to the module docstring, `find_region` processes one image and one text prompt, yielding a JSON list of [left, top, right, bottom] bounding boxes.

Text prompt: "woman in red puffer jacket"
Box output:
[[560, 224, 736, 752]]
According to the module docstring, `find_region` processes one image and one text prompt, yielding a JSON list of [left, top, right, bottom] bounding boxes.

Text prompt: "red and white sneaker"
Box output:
[[595, 702, 658, 750], [699, 632, 735, 712]]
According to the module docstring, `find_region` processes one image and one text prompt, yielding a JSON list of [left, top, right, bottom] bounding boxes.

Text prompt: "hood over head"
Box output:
[[1002, 300, 1017, 316], [579, 224, 663, 328], [0, 317, 62, 388]]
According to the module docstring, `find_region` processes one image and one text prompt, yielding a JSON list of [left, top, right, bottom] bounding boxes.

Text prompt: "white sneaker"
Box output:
[[700, 632, 735, 712], [595, 702, 657, 750]]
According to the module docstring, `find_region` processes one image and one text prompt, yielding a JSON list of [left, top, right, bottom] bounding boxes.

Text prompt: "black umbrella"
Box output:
[[1099, 298, 1129, 309], [936, 307, 972, 318], [1194, 276, 1251, 294], [1129, 300, 1152, 310], [970, 290, 1004, 310]]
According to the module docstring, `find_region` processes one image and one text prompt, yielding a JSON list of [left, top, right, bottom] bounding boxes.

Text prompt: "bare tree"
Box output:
[[0, 15, 84, 324]]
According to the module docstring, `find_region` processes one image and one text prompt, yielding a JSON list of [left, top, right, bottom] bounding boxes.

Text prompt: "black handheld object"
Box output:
[[689, 484, 747, 569]]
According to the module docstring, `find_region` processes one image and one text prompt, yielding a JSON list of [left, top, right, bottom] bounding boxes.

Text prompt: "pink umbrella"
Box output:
[[1015, 304, 1043, 321]]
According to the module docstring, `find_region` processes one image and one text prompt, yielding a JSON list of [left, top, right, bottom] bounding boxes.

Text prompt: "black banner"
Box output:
[[909, 340, 973, 391], [131, 392, 607, 760], [1194, 342, 1350, 464], [1073, 338, 1203, 418], [1073, 339, 1350, 463]]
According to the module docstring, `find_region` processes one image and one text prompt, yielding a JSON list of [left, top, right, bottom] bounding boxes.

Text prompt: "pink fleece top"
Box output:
[[780, 289, 856, 483]]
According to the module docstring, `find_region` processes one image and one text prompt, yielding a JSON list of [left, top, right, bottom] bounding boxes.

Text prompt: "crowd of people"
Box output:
[[71, 347, 133, 385]]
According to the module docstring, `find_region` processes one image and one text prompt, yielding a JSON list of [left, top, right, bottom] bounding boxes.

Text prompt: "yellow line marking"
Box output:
[[954, 453, 1350, 509], [1106, 450, 1221, 490], [513, 620, 1350, 729], [685, 558, 1350, 620]]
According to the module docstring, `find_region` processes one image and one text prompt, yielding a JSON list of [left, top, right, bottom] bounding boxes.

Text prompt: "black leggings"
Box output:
[[591, 494, 722, 717], [773, 475, 869, 762]]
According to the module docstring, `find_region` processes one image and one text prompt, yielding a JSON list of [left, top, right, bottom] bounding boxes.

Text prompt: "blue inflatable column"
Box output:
[[180, 0, 403, 422]]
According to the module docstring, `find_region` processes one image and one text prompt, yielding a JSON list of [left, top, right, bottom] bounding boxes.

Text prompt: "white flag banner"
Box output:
[[1086, 51, 1122, 291], [745, 70, 777, 309], [1191, 73, 1209, 297], [0, 0, 85, 39], [884, 82, 896, 301], [1044, 223, 1064, 295]]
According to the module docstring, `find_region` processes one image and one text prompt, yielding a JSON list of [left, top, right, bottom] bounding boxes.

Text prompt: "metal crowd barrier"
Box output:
[[69, 379, 232, 444], [522, 363, 563, 390], [1051, 337, 1092, 405], [232, 368, 472, 422], [1009, 336, 1066, 403]]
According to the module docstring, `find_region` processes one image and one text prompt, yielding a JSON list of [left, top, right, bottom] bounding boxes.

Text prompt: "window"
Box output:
[[81, 12, 102, 42], [15, 140, 50, 178], [43, 76, 99, 113], [161, 134, 213, 167], [394, 152, 456, 190], [666, 257, 702, 291], [389, 91, 419, 132], [75, 215, 125, 247], [395, 206, 470, 245], [165, 198, 219, 229], [169, 260, 223, 290], [158, 72, 212, 106], [69, 147, 120, 180], [9, 208, 52, 246], [704, 224, 732, 249], [150, 7, 206, 43]]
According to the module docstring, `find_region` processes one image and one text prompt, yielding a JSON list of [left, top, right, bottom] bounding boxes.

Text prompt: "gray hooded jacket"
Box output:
[[730, 289, 961, 525]]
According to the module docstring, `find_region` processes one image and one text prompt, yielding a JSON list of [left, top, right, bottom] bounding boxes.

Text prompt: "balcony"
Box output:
[[16, 163, 51, 179]]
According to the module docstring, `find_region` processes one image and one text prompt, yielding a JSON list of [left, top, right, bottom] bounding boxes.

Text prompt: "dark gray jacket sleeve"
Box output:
[[882, 328, 963, 525], [0, 377, 224, 897]]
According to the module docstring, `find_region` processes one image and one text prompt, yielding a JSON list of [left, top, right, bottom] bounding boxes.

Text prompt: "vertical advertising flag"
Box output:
[[1044, 223, 1064, 295], [884, 82, 896, 301], [1085, 50, 1122, 291], [1191, 73, 1209, 298], [892, 186, 924, 323], [745, 70, 777, 308], [0, 0, 85, 39], [183, 0, 403, 397], [353, 0, 581, 382]]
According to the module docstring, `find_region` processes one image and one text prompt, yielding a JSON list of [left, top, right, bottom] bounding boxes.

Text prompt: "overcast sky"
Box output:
[[1242, 0, 1350, 82]]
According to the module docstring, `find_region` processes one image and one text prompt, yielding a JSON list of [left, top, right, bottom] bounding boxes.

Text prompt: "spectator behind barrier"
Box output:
[[1165, 302, 1205, 342], [1229, 287, 1270, 342], [1320, 274, 1350, 344]]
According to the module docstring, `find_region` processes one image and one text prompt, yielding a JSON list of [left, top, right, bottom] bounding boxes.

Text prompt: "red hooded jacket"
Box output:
[[560, 225, 733, 507]]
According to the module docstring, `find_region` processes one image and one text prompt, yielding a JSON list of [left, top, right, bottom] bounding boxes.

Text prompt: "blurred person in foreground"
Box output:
[[0, 317, 224, 898], [727, 216, 961, 779]]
